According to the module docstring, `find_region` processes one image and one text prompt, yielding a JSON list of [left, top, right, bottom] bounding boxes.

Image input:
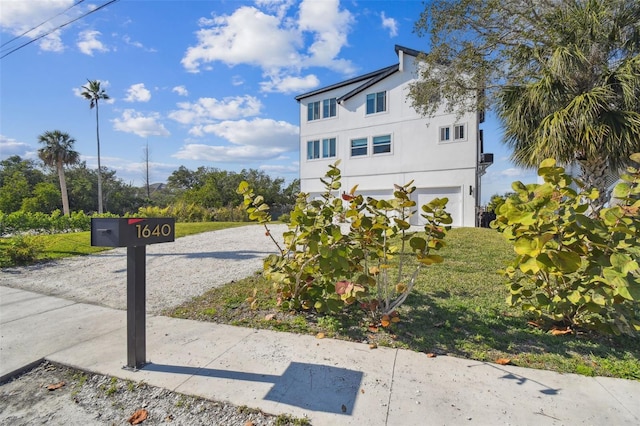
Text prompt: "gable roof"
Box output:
[[294, 45, 422, 103]]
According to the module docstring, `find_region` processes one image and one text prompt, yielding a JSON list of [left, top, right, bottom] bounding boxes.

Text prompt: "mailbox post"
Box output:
[[91, 218, 175, 369]]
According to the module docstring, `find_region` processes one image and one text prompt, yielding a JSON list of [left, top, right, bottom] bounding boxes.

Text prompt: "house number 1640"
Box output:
[[136, 223, 172, 239]]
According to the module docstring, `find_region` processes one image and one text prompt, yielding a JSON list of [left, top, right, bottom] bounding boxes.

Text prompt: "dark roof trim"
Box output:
[[337, 64, 398, 103], [294, 64, 397, 101], [294, 45, 422, 103], [394, 44, 422, 58]]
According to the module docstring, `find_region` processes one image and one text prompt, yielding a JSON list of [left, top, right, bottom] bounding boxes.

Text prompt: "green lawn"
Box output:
[[0, 222, 252, 267], [167, 227, 640, 381]]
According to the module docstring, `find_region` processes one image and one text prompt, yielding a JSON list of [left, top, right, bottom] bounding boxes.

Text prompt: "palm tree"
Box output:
[[81, 79, 110, 214], [498, 0, 640, 213], [37, 130, 80, 216]]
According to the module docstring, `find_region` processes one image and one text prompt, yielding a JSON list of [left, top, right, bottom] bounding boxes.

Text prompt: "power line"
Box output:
[[0, 0, 119, 60], [1, 0, 86, 48]]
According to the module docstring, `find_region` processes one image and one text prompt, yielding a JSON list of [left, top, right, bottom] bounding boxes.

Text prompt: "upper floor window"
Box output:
[[322, 138, 336, 158], [366, 91, 386, 114], [439, 124, 466, 142], [308, 97, 337, 121], [307, 101, 320, 121], [307, 138, 336, 160], [307, 140, 320, 159], [372, 135, 391, 154], [350, 138, 367, 157], [323, 98, 336, 118], [439, 127, 450, 142]]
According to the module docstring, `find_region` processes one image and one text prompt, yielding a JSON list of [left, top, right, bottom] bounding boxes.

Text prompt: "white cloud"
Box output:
[[175, 118, 298, 163], [0, 135, 32, 159], [112, 110, 170, 138], [259, 163, 299, 174], [122, 35, 156, 52], [298, 0, 355, 72], [0, 0, 78, 53], [169, 95, 262, 125], [172, 86, 189, 96], [380, 12, 398, 37], [124, 83, 151, 102], [38, 31, 65, 52], [260, 73, 319, 94], [77, 30, 109, 56], [182, 6, 301, 72], [181, 0, 355, 92]]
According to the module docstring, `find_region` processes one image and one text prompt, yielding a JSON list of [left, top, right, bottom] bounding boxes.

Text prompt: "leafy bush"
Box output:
[[213, 205, 247, 222], [5, 235, 44, 264], [277, 213, 290, 223], [492, 155, 640, 336], [238, 162, 451, 323]]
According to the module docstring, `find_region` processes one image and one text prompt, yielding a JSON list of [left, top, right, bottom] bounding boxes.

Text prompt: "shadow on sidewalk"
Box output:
[[143, 361, 363, 414]]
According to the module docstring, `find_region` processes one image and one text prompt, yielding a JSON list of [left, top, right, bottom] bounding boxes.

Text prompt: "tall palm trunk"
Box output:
[[57, 160, 70, 216], [579, 155, 611, 215], [95, 102, 103, 214]]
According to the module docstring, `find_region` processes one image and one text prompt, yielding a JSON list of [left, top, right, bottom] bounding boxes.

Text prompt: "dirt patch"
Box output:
[[0, 361, 308, 425]]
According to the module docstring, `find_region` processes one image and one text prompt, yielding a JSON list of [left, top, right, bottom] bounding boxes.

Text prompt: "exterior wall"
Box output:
[[298, 50, 479, 227]]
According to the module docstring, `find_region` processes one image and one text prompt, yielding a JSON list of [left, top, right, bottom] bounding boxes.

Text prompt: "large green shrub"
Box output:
[[238, 162, 451, 322], [492, 155, 640, 336], [5, 235, 44, 265]]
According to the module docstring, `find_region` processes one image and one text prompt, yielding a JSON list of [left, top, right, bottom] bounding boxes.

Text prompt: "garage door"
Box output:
[[414, 187, 462, 227]]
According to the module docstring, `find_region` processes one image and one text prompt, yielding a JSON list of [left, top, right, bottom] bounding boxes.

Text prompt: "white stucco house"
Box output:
[[295, 45, 492, 227]]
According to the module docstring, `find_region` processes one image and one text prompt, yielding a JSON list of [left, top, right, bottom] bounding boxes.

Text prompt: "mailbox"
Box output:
[[91, 218, 175, 247]]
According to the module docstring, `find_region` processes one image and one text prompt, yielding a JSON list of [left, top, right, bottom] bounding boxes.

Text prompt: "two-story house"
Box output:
[[295, 45, 492, 227]]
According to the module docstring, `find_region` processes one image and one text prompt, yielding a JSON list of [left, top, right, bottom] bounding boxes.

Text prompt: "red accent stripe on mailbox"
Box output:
[[128, 219, 145, 225]]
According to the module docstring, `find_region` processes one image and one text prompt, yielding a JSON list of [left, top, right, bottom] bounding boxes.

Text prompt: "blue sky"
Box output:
[[0, 0, 537, 203]]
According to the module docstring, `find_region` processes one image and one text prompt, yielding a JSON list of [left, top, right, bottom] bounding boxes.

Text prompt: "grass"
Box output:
[[0, 222, 252, 267], [167, 227, 640, 381]]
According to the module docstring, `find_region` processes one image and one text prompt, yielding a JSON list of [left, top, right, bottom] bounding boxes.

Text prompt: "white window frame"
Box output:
[[439, 123, 467, 143], [350, 137, 368, 157], [323, 98, 337, 119], [307, 140, 320, 159], [372, 134, 392, 155], [366, 91, 386, 115], [307, 101, 320, 121], [322, 137, 337, 158]]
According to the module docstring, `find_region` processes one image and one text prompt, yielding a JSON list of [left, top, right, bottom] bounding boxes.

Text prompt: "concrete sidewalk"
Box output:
[[1, 285, 639, 425]]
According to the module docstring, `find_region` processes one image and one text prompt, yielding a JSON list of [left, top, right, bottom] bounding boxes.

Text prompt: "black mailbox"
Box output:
[[91, 218, 175, 247]]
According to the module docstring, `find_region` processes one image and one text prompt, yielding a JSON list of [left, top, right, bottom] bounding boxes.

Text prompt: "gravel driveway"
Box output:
[[0, 224, 288, 314]]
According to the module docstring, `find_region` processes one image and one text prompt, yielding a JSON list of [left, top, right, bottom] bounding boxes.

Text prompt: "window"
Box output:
[[307, 140, 320, 159], [372, 135, 391, 154], [366, 91, 386, 114], [307, 101, 320, 121], [323, 98, 336, 118], [440, 127, 450, 142], [454, 124, 465, 140], [322, 138, 336, 158], [351, 138, 367, 157], [307, 138, 336, 160]]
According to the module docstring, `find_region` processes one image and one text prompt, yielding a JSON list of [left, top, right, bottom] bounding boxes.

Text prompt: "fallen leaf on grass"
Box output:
[[245, 421, 255, 426], [495, 358, 511, 365], [264, 313, 276, 321], [527, 320, 541, 328], [550, 327, 572, 336], [368, 325, 379, 333], [128, 409, 148, 425], [316, 332, 325, 339], [369, 343, 378, 349], [426, 353, 437, 358], [47, 381, 65, 391]]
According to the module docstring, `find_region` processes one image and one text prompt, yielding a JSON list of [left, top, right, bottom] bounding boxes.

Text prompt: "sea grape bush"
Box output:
[[238, 162, 451, 323], [492, 155, 640, 336]]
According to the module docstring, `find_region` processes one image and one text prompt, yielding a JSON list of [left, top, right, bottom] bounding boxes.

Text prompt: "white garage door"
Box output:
[[414, 187, 462, 227]]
